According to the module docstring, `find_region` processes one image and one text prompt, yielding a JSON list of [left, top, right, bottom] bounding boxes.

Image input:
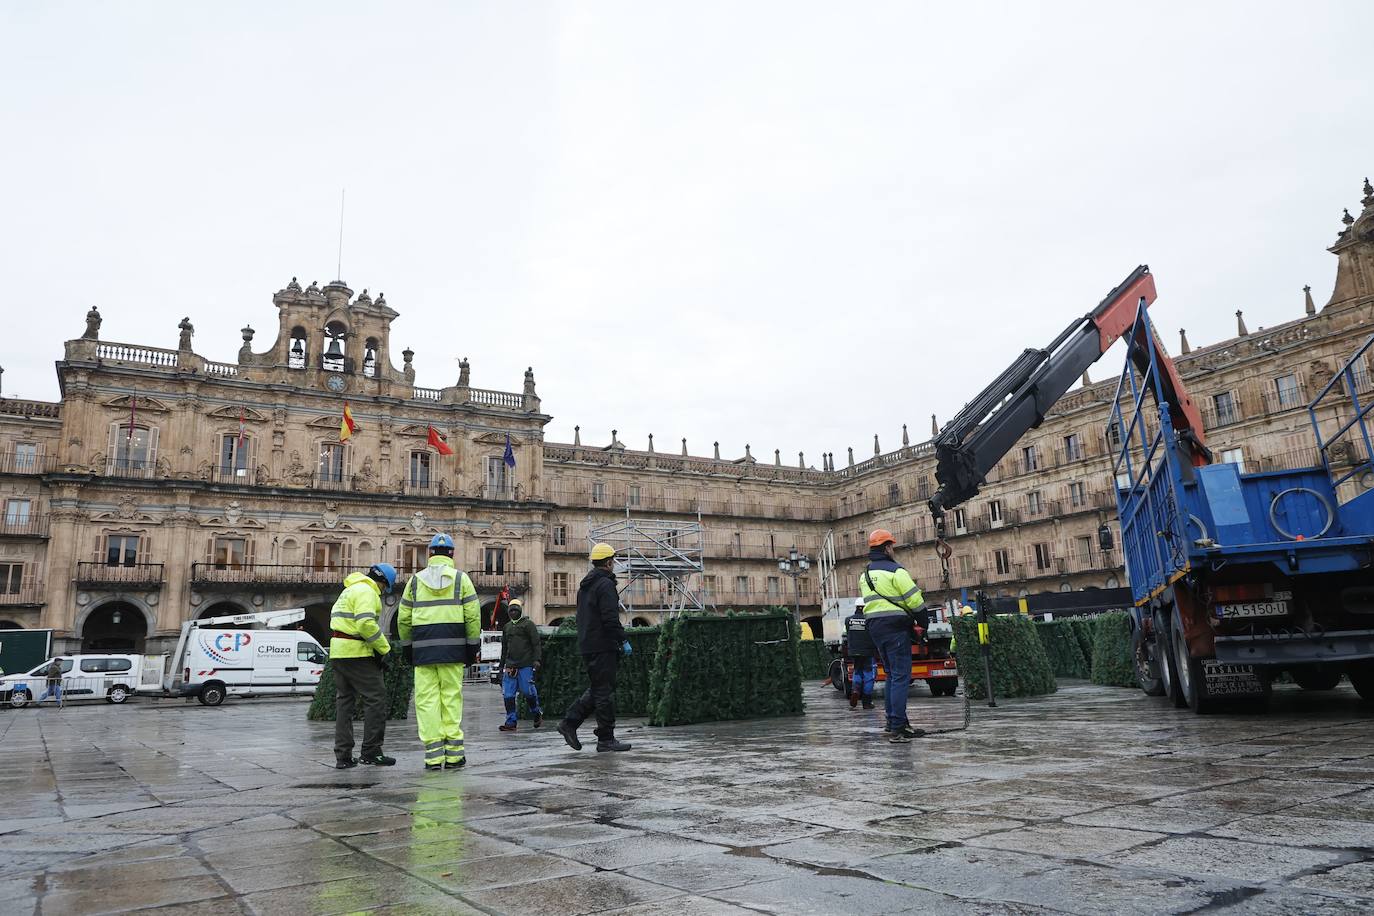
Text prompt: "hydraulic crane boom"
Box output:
[[927, 265, 1209, 538]]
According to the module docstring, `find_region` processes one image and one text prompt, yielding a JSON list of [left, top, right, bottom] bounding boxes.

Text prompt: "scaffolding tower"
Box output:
[[588, 514, 710, 618]]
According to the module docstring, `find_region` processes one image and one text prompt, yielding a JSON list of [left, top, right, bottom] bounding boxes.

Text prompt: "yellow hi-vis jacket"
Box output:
[[858, 558, 926, 619], [398, 555, 481, 666], [329, 571, 392, 659]]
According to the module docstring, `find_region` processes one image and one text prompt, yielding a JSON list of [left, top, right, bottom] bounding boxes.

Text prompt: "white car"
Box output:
[[2, 654, 149, 708]]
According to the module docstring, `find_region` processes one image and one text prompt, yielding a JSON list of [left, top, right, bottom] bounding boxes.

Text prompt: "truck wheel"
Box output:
[[1155, 608, 1184, 708], [198, 683, 226, 707], [1132, 618, 1165, 696], [932, 679, 958, 697], [8, 689, 31, 709], [1171, 606, 1211, 714], [1292, 667, 1342, 691], [106, 685, 130, 704], [1346, 662, 1374, 702]]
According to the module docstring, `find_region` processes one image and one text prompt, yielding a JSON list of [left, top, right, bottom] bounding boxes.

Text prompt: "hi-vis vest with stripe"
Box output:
[[397, 556, 481, 666], [859, 564, 926, 618], [329, 572, 391, 659]]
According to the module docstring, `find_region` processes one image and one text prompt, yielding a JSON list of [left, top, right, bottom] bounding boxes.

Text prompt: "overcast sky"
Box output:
[[3, 2, 1372, 465]]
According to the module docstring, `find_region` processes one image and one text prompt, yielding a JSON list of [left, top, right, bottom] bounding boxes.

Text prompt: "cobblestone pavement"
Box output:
[[1, 680, 1372, 915]]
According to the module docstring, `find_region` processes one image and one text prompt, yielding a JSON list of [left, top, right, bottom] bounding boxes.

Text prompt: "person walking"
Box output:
[[858, 529, 928, 743], [498, 598, 543, 732], [398, 534, 481, 771], [329, 563, 398, 769], [844, 597, 877, 710], [38, 658, 65, 706], [556, 543, 631, 753]]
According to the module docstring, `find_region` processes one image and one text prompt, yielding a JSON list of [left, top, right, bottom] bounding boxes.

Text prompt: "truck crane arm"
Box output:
[[927, 265, 1209, 537]]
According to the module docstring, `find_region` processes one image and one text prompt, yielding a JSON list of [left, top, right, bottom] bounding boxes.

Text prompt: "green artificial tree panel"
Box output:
[[647, 609, 805, 726], [517, 627, 660, 720], [951, 614, 1057, 701], [1068, 618, 1097, 677], [1090, 611, 1138, 687], [307, 657, 415, 721], [796, 640, 833, 680], [1034, 620, 1091, 679]]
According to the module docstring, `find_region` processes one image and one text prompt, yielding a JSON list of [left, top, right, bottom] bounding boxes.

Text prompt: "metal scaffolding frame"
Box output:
[[589, 513, 710, 618]]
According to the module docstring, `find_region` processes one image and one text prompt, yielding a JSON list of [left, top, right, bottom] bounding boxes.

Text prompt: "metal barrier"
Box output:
[[3, 676, 134, 708]]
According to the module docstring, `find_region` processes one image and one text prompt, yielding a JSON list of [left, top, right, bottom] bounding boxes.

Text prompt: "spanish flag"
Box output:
[[340, 402, 358, 442], [427, 425, 454, 456]]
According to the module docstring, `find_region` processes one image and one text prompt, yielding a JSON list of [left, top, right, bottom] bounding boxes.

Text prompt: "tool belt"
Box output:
[[331, 630, 364, 641]]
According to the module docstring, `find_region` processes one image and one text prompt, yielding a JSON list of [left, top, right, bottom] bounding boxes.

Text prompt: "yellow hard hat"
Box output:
[[590, 542, 616, 561], [508, 598, 523, 609]]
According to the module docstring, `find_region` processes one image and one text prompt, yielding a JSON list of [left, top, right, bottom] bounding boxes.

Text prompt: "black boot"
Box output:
[[556, 721, 582, 750], [596, 738, 631, 752]]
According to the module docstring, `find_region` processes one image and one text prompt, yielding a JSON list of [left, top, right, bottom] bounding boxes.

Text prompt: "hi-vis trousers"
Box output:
[[414, 664, 465, 766]]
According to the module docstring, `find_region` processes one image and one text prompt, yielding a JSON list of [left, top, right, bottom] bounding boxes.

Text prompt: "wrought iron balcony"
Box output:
[[0, 578, 45, 605], [75, 562, 165, 588], [190, 562, 348, 591], [0, 514, 50, 538], [469, 570, 530, 593], [0, 451, 58, 475]]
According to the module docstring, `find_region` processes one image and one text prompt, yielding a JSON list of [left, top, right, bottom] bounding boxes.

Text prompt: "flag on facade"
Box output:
[[128, 394, 137, 446], [503, 433, 516, 469], [236, 407, 247, 455], [340, 402, 357, 442], [427, 425, 454, 456]]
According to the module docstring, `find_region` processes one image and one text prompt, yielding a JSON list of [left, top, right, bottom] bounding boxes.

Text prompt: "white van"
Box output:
[[153, 609, 327, 706], [1, 654, 162, 708]]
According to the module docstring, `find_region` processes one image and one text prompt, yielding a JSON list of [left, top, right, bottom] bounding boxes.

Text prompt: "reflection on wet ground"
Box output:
[[1, 680, 1371, 914]]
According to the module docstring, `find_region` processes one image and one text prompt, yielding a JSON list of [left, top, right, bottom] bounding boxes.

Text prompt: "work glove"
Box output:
[[505, 666, 517, 677], [621, 640, 633, 657]]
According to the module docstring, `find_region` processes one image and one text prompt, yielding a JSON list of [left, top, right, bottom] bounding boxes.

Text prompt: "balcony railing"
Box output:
[[1264, 384, 1308, 415], [1202, 401, 1244, 429], [0, 514, 50, 538], [482, 486, 515, 501], [206, 465, 258, 486], [102, 459, 157, 479], [0, 451, 58, 475], [75, 562, 165, 588], [190, 562, 348, 590], [470, 571, 531, 592], [468, 388, 525, 410], [0, 578, 44, 605]]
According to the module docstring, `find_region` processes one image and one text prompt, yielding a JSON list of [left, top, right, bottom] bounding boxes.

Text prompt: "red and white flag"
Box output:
[[427, 425, 454, 456], [237, 407, 247, 455]]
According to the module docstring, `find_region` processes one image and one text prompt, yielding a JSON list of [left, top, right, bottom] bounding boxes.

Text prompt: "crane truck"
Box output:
[[928, 266, 1374, 712]]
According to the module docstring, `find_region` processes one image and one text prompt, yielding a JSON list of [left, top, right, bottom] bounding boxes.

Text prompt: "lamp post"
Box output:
[[776, 546, 811, 625]]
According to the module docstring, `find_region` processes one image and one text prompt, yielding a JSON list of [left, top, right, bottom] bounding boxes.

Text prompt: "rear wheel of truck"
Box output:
[[1155, 608, 1184, 708], [1171, 606, 1212, 714], [106, 685, 130, 704], [1132, 617, 1165, 696], [1348, 662, 1374, 702], [1292, 667, 1343, 691], [198, 683, 226, 707]]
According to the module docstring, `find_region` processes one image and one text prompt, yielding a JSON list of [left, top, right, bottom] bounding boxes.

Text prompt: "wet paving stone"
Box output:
[[1, 682, 1371, 913]]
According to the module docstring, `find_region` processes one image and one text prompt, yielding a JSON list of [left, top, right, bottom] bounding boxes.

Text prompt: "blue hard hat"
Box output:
[[429, 533, 455, 550], [369, 563, 398, 594]]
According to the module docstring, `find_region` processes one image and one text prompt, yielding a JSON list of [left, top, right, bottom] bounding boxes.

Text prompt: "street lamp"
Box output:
[[776, 546, 811, 625]]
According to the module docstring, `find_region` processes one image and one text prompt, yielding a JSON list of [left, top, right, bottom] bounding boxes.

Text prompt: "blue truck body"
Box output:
[[1111, 302, 1374, 710]]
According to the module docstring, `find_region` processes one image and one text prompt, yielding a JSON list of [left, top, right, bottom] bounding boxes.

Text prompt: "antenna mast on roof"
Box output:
[[336, 188, 346, 282]]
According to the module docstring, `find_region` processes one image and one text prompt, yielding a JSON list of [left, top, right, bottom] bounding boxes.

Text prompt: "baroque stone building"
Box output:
[[2, 180, 1373, 653]]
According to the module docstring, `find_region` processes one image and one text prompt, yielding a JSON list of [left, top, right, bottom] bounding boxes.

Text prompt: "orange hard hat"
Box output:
[[868, 529, 896, 548]]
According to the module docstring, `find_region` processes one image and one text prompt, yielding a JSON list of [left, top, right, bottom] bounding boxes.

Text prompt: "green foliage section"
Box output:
[[307, 657, 415, 721], [1068, 618, 1097, 672], [648, 609, 805, 726], [1090, 611, 1138, 687], [796, 639, 833, 680], [951, 614, 1057, 701], [1035, 620, 1092, 679], [517, 627, 660, 719]]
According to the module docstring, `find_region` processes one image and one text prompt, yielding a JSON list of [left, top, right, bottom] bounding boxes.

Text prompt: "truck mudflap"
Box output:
[[1214, 628, 1374, 665], [1202, 661, 1266, 698]]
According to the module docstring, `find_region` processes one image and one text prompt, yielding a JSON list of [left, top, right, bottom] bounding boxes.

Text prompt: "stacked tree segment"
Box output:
[[950, 614, 1057, 701], [1034, 620, 1092, 679], [307, 657, 415, 721], [1089, 611, 1138, 687], [518, 626, 661, 719], [647, 610, 805, 726], [796, 639, 834, 680]]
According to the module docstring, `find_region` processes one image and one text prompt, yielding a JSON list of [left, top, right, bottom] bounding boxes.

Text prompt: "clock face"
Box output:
[[326, 375, 346, 393]]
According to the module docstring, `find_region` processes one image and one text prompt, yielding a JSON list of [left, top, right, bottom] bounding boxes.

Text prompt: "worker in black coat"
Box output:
[[556, 542, 632, 752]]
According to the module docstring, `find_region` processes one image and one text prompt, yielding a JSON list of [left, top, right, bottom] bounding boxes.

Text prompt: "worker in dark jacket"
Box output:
[[556, 543, 632, 752], [498, 599, 543, 732], [844, 597, 876, 710]]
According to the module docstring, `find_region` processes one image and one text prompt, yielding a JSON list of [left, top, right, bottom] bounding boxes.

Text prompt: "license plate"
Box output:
[[925, 669, 957, 677], [1215, 601, 1289, 619]]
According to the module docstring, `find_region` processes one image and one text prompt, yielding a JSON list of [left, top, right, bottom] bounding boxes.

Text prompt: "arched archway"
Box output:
[[802, 615, 824, 640], [197, 601, 251, 627], [482, 597, 509, 631], [80, 601, 150, 653], [289, 326, 308, 368], [547, 617, 567, 629], [300, 603, 332, 645], [630, 616, 652, 628], [0, 620, 23, 630]]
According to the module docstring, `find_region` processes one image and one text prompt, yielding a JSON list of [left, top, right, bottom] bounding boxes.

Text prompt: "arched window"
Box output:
[[322, 321, 348, 372], [363, 338, 380, 378], [289, 326, 308, 369]]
